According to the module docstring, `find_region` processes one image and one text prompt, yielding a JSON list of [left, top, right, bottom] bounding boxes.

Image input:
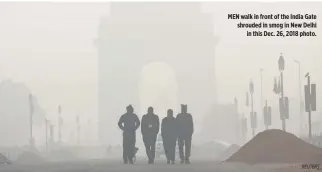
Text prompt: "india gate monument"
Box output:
[[96, 2, 219, 144]]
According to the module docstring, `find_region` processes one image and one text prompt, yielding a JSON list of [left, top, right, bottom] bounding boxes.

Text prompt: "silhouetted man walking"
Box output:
[[118, 105, 140, 164], [141, 107, 160, 164], [176, 104, 194, 164], [161, 109, 177, 164]]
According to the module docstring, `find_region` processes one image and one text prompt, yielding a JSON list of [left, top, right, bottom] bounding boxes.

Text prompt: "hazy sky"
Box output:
[[0, 2, 322, 145]]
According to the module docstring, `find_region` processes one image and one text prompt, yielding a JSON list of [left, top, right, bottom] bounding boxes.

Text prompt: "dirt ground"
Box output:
[[0, 158, 314, 172]]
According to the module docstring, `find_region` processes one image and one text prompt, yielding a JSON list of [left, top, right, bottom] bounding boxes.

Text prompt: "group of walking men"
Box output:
[[118, 104, 194, 164]]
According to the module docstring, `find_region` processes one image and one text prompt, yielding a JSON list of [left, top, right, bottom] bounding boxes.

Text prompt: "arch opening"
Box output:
[[139, 62, 177, 117]]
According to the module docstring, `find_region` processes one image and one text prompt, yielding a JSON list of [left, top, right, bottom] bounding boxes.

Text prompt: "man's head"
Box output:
[[147, 107, 154, 114], [167, 109, 173, 117], [126, 105, 134, 113], [181, 104, 187, 113]]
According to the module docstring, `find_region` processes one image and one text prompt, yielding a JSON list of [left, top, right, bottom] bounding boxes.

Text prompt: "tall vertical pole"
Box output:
[[58, 105, 61, 145], [295, 60, 302, 136], [29, 94, 34, 148], [265, 100, 268, 130], [50, 124, 54, 150], [308, 75, 312, 140], [77, 115, 80, 146], [278, 53, 286, 131], [77, 125, 80, 145], [30, 101, 33, 141], [45, 119, 48, 151], [234, 98, 239, 142], [281, 72, 286, 131], [242, 113, 245, 143]]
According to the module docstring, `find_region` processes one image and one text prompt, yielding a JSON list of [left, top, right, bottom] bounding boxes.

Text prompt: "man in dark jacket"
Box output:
[[118, 105, 140, 164], [161, 109, 177, 164], [141, 107, 160, 164], [176, 104, 194, 164]]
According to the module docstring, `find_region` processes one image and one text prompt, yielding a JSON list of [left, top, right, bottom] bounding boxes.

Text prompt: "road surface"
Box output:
[[0, 158, 300, 172]]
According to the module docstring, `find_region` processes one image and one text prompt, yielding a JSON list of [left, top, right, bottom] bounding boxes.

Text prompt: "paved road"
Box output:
[[0, 159, 295, 172]]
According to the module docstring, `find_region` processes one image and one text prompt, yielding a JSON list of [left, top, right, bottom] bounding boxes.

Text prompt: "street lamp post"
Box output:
[[58, 105, 62, 145], [49, 124, 54, 150], [45, 118, 49, 151], [278, 53, 286, 131], [263, 100, 272, 130], [76, 115, 80, 145], [29, 94, 34, 149], [264, 100, 268, 130], [249, 80, 255, 136], [304, 73, 316, 141], [245, 91, 249, 141], [294, 60, 302, 135], [306, 73, 312, 140], [241, 113, 247, 143], [234, 97, 241, 142]]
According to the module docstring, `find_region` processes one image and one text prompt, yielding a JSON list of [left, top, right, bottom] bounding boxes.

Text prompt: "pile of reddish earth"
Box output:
[[16, 151, 46, 164], [0, 153, 11, 164], [226, 129, 322, 164]]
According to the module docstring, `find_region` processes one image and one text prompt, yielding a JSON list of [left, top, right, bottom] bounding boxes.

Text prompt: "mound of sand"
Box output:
[[16, 151, 46, 164], [220, 144, 241, 161], [0, 153, 11, 164], [227, 129, 322, 164]]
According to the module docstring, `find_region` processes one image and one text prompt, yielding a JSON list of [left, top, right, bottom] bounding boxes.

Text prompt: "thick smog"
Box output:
[[0, 1, 321, 172]]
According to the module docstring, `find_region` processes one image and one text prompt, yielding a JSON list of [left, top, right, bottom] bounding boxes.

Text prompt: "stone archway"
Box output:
[[139, 61, 177, 117], [96, 2, 219, 144]]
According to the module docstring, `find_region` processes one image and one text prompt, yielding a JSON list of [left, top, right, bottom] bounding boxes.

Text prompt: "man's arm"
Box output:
[[134, 114, 140, 131], [175, 114, 181, 137], [189, 114, 194, 135], [161, 118, 165, 138], [118, 115, 124, 131], [156, 116, 160, 135], [141, 115, 145, 135]]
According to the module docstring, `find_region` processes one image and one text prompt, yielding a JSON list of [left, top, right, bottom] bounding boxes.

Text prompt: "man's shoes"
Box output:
[[129, 158, 134, 164], [180, 160, 184, 164], [123, 161, 128, 164], [167, 160, 170, 164], [185, 159, 191, 164], [171, 160, 175, 164]]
